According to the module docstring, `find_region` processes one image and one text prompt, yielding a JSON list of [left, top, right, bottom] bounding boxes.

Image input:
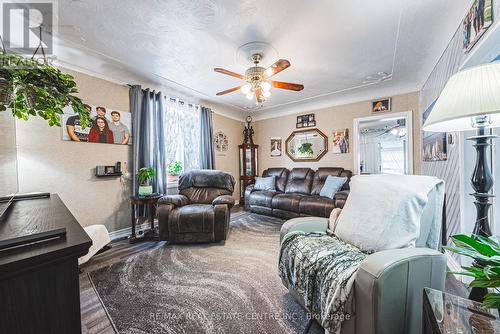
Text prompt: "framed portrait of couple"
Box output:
[[61, 104, 132, 145]]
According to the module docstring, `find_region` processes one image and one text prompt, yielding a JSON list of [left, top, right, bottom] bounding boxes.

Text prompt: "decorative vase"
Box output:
[[138, 185, 153, 196], [167, 174, 179, 183]]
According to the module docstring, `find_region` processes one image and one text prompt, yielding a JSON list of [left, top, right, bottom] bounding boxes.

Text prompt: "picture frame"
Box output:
[[372, 98, 391, 113], [270, 137, 282, 157], [296, 113, 316, 129], [463, 0, 493, 52], [332, 129, 349, 154]]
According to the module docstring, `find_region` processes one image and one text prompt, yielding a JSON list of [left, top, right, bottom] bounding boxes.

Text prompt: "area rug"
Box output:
[[88, 211, 323, 334]]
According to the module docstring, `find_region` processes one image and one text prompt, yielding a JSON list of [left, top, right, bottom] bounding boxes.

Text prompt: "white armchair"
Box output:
[[279, 180, 447, 334]]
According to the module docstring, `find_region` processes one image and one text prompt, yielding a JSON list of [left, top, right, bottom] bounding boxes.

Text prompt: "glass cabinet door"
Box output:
[[239, 147, 244, 176], [245, 148, 253, 176], [255, 147, 258, 175]]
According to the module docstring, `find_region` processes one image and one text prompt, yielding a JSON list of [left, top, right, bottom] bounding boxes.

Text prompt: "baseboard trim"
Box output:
[[108, 222, 151, 241]]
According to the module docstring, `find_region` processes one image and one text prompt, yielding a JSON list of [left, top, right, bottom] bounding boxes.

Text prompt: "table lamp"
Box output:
[[423, 62, 500, 237]]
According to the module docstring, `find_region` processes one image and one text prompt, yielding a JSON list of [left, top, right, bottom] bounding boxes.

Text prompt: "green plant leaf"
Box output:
[[452, 234, 498, 256], [470, 277, 500, 288], [483, 292, 500, 308]]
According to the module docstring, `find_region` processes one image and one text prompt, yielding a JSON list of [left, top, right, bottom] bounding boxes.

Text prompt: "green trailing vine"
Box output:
[[0, 53, 90, 127]]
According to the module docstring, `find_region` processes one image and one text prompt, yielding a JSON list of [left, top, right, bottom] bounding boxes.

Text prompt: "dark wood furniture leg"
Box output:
[[130, 202, 137, 243], [150, 203, 155, 230]]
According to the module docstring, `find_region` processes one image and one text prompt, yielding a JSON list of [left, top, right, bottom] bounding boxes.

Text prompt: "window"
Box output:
[[165, 99, 201, 177]]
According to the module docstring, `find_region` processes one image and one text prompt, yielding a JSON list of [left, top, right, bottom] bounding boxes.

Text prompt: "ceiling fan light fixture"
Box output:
[[241, 83, 252, 94], [246, 92, 255, 100], [260, 81, 271, 92], [263, 90, 271, 98]]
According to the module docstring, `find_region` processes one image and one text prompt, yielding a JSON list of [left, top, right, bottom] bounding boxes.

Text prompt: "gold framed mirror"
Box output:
[[285, 128, 328, 162]]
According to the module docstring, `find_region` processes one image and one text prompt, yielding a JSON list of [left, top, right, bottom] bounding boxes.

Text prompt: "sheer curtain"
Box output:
[[165, 99, 201, 173]]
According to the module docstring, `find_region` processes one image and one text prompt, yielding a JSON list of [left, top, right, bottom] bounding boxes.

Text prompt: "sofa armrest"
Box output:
[[334, 190, 349, 208], [244, 184, 256, 210], [279, 217, 329, 243], [354, 248, 446, 334], [212, 195, 235, 208], [158, 194, 189, 207]]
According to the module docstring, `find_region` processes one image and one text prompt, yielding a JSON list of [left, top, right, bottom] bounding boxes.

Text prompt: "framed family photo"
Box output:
[[332, 129, 349, 154], [61, 104, 132, 145], [463, 0, 493, 52], [372, 98, 391, 113]]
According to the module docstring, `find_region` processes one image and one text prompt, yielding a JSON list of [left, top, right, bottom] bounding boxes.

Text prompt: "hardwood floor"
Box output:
[[79, 206, 468, 333]]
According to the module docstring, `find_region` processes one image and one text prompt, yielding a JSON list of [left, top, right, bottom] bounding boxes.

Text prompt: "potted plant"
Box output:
[[137, 167, 156, 196], [445, 234, 500, 308], [298, 142, 314, 157], [167, 161, 183, 182], [0, 53, 90, 127]]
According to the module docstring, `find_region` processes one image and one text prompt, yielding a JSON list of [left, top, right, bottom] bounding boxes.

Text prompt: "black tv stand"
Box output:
[[0, 194, 92, 334]]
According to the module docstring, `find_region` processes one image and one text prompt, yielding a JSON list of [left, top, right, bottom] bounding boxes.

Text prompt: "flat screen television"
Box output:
[[0, 111, 18, 219]]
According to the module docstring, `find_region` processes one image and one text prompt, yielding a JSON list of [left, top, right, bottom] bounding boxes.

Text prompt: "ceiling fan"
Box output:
[[214, 53, 304, 104]]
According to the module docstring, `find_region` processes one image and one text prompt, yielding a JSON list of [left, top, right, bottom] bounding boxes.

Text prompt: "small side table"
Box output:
[[423, 287, 500, 333], [130, 194, 163, 243]]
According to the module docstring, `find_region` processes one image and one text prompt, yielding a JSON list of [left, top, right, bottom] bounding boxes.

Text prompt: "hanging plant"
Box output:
[[0, 52, 90, 127]]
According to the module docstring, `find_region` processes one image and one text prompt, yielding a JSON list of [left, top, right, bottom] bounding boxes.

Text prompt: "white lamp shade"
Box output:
[[422, 62, 500, 132]]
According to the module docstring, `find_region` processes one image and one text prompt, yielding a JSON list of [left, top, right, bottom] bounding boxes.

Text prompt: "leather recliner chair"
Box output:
[[158, 170, 235, 244]]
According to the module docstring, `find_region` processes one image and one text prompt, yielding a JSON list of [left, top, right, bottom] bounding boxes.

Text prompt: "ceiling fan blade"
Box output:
[[255, 87, 265, 103], [264, 59, 291, 78], [214, 68, 245, 80], [216, 86, 241, 96], [271, 81, 304, 91]]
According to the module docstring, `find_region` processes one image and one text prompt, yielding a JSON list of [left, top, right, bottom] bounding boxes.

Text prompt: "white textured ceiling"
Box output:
[[55, 0, 472, 120]]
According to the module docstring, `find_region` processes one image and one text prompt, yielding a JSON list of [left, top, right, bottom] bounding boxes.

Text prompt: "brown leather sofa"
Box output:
[[158, 170, 235, 243], [245, 167, 351, 219]]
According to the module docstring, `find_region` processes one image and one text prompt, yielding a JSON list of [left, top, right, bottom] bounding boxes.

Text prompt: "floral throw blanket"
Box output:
[[278, 232, 367, 333]]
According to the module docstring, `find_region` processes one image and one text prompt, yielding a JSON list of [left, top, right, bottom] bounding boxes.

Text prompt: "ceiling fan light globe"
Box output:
[[246, 92, 255, 100], [260, 81, 271, 92], [264, 68, 274, 77], [240, 84, 252, 94], [263, 90, 271, 98]]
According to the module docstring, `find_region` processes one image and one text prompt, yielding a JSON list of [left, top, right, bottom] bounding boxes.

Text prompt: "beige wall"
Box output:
[[254, 92, 421, 174], [16, 68, 132, 232]]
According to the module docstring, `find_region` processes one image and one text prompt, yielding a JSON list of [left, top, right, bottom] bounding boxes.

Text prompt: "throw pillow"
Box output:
[[334, 174, 443, 253], [319, 176, 348, 199], [254, 176, 276, 191]]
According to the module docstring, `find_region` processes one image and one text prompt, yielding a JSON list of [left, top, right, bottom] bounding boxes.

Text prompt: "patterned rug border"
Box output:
[[88, 272, 120, 334]]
